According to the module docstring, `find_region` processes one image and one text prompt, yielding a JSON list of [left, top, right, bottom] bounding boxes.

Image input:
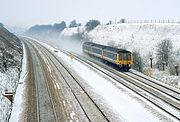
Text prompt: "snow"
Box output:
[[70, 111, 76, 120], [144, 68, 180, 88], [0, 68, 19, 121], [88, 23, 180, 56], [61, 26, 85, 37], [9, 42, 28, 122], [42, 42, 178, 122]]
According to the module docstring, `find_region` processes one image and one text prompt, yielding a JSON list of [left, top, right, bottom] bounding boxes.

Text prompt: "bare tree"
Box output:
[[156, 39, 173, 70], [69, 20, 78, 28], [168, 48, 180, 75], [132, 51, 143, 72], [120, 19, 126, 23]]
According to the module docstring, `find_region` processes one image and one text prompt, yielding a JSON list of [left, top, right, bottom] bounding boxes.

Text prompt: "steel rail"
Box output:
[[32, 41, 110, 122]]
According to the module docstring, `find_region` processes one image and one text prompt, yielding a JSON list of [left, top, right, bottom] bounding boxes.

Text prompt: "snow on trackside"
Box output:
[[9, 43, 28, 122], [42, 42, 178, 122], [0, 68, 19, 121]]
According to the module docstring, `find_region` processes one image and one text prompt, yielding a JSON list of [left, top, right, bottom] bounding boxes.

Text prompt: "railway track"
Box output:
[[28, 40, 110, 122], [127, 70, 180, 100], [59, 50, 180, 120], [23, 41, 59, 121]]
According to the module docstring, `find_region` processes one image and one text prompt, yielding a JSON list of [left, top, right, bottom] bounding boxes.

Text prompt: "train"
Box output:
[[82, 42, 133, 71]]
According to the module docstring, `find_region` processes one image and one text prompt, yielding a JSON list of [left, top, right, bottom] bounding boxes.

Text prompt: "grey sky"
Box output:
[[0, 0, 180, 27]]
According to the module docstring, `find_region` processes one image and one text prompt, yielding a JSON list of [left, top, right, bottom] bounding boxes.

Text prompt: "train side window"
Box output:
[[92, 48, 102, 54], [104, 51, 108, 57], [104, 51, 116, 60]]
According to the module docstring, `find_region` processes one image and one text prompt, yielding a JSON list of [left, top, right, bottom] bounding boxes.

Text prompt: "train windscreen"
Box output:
[[119, 53, 131, 60]]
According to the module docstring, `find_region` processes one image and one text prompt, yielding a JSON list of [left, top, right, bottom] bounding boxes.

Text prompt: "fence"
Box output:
[[117, 19, 180, 24]]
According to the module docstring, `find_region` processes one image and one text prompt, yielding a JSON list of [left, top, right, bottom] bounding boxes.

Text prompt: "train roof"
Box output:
[[92, 43, 105, 49], [83, 41, 131, 53], [104, 46, 130, 53], [83, 42, 94, 46]]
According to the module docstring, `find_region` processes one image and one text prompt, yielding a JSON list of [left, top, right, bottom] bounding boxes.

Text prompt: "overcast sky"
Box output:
[[0, 0, 180, 28]]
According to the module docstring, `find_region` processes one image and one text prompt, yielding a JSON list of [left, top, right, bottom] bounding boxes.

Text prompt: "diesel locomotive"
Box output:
[[82, 42, 133, 71]]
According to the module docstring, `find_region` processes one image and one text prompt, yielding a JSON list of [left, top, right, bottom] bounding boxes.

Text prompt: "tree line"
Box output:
[[26, 19, 101, 36]]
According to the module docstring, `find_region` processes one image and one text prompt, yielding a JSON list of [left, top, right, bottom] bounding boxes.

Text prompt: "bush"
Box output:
[[85, 20, 100, 31]]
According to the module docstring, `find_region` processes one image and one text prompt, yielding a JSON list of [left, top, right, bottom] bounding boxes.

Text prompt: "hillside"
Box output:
[[60, 23, 180, 88], [0, 25, 23, 121], [60, 23, 180, 63], [88, 23, 180, 56]]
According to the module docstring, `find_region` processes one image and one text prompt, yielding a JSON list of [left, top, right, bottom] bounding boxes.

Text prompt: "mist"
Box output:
[[49, 38, 84, 55], [26, 33, 85, 55]]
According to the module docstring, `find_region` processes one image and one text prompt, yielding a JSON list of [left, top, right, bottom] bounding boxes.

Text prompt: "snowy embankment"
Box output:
[[88, 23, 180, 56], [9, 43, 27, 122], [0, 68, 19, 121], [61, 26, 85, 37], [0, 26, 23, 121], [60, 23, 180, 88]]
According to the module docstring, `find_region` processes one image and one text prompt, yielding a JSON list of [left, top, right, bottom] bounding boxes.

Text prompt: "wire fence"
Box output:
[[125, 19, 179, 23], [104, 19, 180, 25]]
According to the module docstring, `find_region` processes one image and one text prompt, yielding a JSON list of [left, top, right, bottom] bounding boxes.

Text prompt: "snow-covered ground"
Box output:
[[88, 23, 180, 56], [144, 69, 180, 89], [60, 23, 180, 88], [43, 42, 178, 122], [9, 43, 27, 122], [61, 26, 85, 37], [0, 68, 19, 121]]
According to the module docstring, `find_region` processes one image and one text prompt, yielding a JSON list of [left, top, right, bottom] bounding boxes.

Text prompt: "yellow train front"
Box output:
[[83, 42, 133, 71]]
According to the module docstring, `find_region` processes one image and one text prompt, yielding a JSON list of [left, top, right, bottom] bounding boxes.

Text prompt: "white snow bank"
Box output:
[[9, 43, 28, 122], [60, 26, 85, 37], [0, 68, 19, 121], [148, 68, 180, 88]]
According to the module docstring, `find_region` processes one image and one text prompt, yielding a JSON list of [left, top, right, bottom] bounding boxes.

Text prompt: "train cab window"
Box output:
[[119, 53, 123, 60], [119, 53, 129, 60], [127, 53, 131, 60]]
